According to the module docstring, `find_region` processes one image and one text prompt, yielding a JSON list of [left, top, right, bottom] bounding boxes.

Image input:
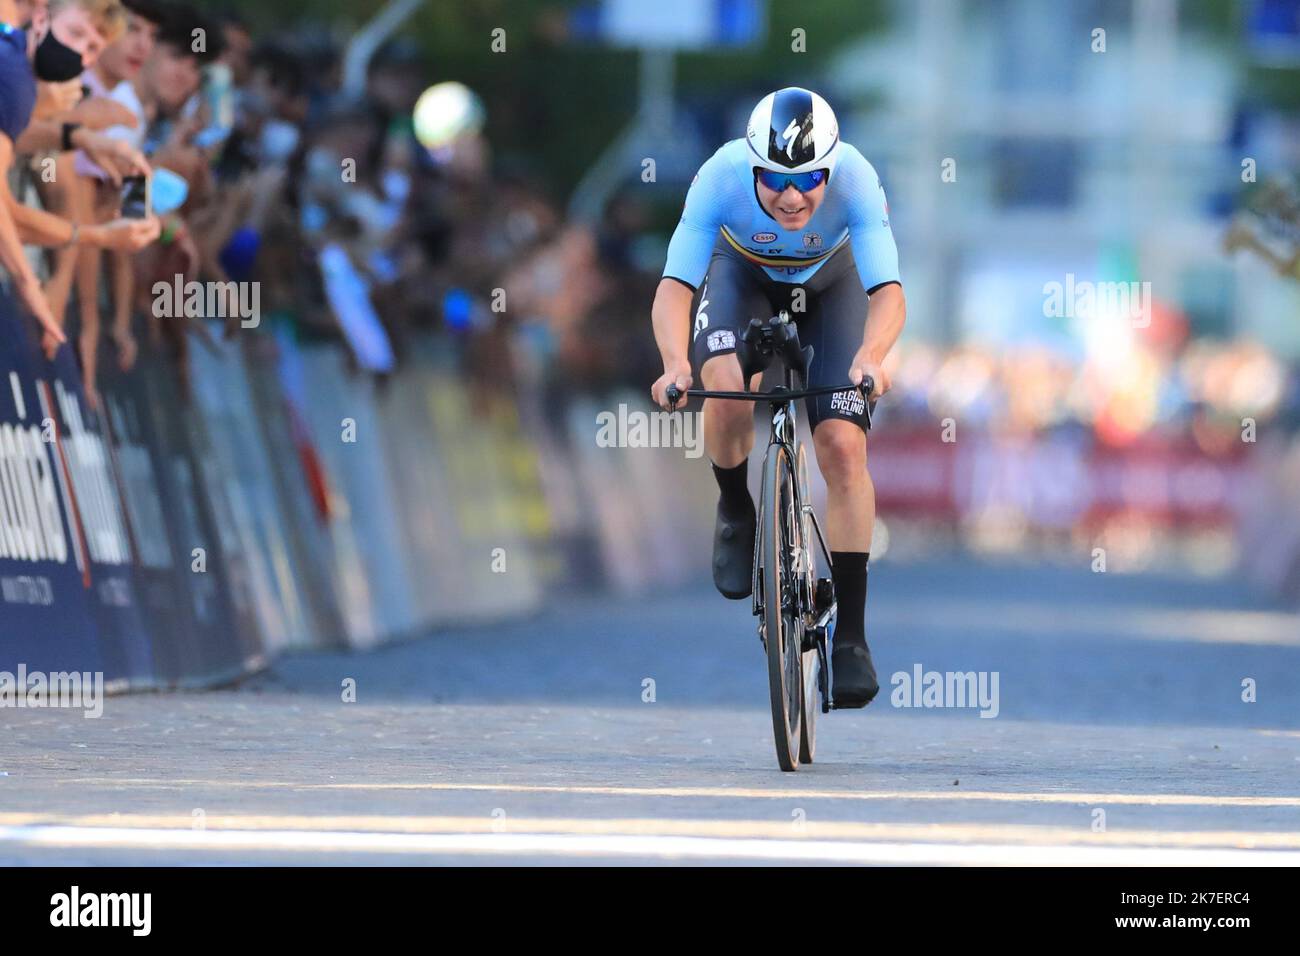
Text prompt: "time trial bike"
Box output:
[[667, 311, 874, 771]]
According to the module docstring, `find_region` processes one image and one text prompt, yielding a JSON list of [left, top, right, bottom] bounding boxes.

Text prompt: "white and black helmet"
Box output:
[[746, 87, 840, 179]]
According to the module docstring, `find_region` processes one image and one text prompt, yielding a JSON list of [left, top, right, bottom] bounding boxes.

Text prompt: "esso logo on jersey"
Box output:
[[752, 232, 778, 243]]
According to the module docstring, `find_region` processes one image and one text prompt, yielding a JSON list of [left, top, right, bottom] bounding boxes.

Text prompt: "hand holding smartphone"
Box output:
[[120, 174, 152, 219]]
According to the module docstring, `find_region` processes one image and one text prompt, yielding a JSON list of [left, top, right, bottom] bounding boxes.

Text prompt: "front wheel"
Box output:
[[795, 444, 818, 764], [761, 443, 802, 771]]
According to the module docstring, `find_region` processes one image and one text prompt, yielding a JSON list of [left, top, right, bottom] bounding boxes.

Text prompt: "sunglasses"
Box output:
[[754, 167, 829, 193]]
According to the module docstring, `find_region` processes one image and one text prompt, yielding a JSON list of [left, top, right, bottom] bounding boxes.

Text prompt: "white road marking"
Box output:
[[51, 778, 1300, 808], [1, 824, 1298, 865], [4, 813, 1300, 848]]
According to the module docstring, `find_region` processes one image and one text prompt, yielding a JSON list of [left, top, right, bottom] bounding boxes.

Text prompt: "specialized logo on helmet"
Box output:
[[748, 87, 840, 181], [780, 118, 804, 161], [766, 89, 817, 168]]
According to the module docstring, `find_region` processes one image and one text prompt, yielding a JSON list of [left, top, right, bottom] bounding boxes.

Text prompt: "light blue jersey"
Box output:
[[662, 139, 900, 292]]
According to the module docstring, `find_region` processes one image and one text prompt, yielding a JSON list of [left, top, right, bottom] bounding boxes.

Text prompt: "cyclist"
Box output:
[[650, 87, 906, 709]]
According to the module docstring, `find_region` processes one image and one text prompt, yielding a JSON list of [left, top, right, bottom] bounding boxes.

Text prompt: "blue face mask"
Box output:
[[258, 120, 300, 163]]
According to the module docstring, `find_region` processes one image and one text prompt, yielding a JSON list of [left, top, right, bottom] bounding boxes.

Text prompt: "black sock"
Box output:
[[831, 551, 869, 648], [712, 459, 753, 520]]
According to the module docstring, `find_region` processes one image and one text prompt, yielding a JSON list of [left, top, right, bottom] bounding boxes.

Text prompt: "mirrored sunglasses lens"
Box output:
[[758, 170, 825, 192]]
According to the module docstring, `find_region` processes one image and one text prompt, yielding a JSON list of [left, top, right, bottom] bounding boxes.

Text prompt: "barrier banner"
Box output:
[[0, 297, 269, 689], [563, 393, 715, 593], [95, 322, 264, 686], [52, 339, 155, 689], [512, 383, 607, 592], [867, 428, 1250, 530], [292, 342, 422, 644], [410, 362, 543, 621], [243, 335, 349, 649], [0, 293, 110, 678], [189, 324, 327, 653], [1236, 435, 1300, 600]]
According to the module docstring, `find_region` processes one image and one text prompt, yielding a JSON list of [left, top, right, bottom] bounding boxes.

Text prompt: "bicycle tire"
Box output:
[[761, 443, 802, 772], [795, 444, 818, 764]]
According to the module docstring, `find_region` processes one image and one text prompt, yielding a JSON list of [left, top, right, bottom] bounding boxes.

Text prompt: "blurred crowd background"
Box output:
[[5, 0, 1300, 607]]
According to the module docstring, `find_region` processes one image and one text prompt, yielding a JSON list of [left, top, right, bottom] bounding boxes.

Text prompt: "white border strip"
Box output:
[[2, 825, 1298, 866]]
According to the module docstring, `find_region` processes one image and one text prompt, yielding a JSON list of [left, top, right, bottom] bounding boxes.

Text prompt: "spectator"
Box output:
[[0, 0, 65, 348], [2, 0, 155, 356], [50, 0, 165, 394]]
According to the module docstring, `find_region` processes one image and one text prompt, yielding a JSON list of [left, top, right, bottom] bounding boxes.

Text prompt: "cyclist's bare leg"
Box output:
[[700, 353, 762, 468], [812, 417, 879, 704], [812, 419, 873, 552]]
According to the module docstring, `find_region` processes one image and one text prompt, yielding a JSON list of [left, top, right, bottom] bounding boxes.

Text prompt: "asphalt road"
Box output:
[[2, 557, 1299, 865]]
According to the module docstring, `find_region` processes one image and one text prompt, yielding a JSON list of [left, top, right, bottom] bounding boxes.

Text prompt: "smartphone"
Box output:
[[120, 175, 152, 219]]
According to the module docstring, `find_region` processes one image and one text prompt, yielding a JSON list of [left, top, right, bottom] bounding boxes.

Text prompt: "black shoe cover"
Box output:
[[832, 643, 879, 708], [713, 500, 756, 599]]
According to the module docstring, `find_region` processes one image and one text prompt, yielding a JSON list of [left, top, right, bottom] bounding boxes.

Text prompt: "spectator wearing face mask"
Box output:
[[0, 0, 149, 353], [13, 0, 147, 178], [1, 0, 157, 362], [0, 0, 66, 347], [27, 0, 124, 380], [130, 2, 220, 275], [52, 0, 165, 386]]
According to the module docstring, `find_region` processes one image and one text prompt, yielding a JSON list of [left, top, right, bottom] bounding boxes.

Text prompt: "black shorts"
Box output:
[[686, 237, 885, 433]]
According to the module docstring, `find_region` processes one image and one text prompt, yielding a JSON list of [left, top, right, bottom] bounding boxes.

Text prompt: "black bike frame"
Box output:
[[668, 370, 870, 619], [663, 318, 876, 713], [748, 368, 842, 621]]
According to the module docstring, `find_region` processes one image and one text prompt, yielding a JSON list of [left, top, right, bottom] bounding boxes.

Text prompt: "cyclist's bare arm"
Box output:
[[849, 282, 906, 399], [650, 277, 695, 410]]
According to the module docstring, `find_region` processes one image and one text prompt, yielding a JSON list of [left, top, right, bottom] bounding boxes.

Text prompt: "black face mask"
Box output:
[[34, 30, 84, 82]]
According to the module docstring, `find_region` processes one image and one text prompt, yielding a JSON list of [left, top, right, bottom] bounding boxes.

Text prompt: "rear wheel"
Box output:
[[761, 444, 802, 771]]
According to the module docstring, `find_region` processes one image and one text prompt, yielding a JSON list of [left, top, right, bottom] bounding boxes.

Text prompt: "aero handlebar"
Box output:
[[664, 377, 874, 408]]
